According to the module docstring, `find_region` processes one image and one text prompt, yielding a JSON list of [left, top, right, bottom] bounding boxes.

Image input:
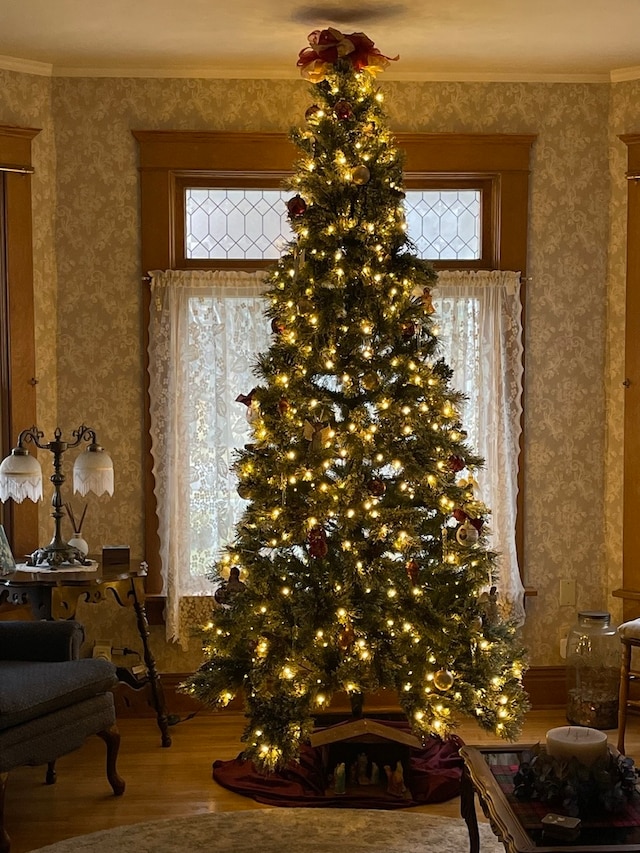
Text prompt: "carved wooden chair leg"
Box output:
[[0, 772, 10, 853], [45, 760, 57, 785], [618, 639, 632, 754], [97, 725, 125, 795]]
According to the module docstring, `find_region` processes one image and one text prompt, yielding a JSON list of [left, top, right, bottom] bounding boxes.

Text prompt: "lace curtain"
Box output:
[[148, 268, 525, 648], [435, 270, 525, 626]]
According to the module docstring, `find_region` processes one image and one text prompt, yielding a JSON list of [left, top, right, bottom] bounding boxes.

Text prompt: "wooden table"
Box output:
[[0, 560, 172, 748], [459, 744, 640, 852]]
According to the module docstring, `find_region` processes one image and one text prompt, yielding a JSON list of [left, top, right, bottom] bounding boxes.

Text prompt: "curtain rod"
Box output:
[[0, 163, 34, 175]]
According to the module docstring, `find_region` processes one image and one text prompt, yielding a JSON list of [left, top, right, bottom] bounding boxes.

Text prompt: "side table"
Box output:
[[459, 744, 640, 852], [0, 561, 172, 748]]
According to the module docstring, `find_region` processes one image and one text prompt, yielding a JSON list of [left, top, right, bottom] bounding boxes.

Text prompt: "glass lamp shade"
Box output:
[[73, 446, 114, 497], [0, 449, 43, 502]]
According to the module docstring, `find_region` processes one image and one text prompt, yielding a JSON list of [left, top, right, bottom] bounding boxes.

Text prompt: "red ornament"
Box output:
[[452, 508, 468, 523], [470, 517, 484, 532], [334, 100, 354, 120], [308, 525, 328, 558], [278, 398, 290, 416], [305, 104, 322, 121], [401, 321, 416, 339], [271, 317, 285, 334], [367, 478, 386, 497], [337, 624, 355, 650], [448, 455, 466, 473], [287, 195, 307, 218], [406, 560, 419, 584]]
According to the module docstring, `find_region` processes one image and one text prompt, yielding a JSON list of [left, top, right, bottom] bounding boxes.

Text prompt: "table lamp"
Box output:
[[0, 424, 114, 568]]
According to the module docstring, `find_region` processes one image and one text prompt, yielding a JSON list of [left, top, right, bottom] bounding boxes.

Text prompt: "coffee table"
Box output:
[[459, 744, 640, 852]]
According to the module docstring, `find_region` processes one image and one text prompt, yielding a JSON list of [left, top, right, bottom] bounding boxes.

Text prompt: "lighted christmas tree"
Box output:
[[184, 28, 529, 771]]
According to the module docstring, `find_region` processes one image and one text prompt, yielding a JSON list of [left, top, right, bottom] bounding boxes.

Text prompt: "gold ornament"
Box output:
[[433, 669, 454, 691], [361, 371, 379, 391], [352, 165, 371, 185]]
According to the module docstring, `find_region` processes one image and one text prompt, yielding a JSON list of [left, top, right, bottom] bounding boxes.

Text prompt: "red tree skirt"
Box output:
[[212, 725, 465, 809]]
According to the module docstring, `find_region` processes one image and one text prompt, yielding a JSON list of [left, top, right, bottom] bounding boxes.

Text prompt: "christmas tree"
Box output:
[[184, 28, 529, 771]]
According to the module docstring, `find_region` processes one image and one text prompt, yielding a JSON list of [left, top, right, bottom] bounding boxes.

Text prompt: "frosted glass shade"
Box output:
[[0, 449, 43, 502], [73, 447, 114, 497]]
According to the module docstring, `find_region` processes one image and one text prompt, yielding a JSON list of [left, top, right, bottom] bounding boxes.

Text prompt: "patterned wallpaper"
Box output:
[[0, 70, 636, 673]]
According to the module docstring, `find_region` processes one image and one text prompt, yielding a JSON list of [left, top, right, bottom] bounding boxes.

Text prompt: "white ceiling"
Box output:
[[1, 0, 639, 81]]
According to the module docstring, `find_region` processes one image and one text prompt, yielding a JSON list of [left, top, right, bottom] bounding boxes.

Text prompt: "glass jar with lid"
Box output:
[[566, 610, 619, 729]]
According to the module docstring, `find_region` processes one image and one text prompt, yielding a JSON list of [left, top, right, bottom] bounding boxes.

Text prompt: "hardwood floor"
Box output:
[[5, 709, 639, 853]]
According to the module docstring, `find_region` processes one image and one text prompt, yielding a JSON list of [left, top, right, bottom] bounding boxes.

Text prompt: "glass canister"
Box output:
[[566, 611, 619, 729]]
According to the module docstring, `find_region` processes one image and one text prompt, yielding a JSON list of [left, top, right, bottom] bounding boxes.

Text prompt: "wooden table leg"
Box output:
[[460, 762, 480, 853], [130, 580, 172, 747]]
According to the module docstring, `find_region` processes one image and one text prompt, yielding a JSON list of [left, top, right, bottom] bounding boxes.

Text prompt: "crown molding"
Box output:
[[611, 65, 640, 82], [50, 64, 611, 83], [0, 53, 52, 76], [0, 53, 633, 84]]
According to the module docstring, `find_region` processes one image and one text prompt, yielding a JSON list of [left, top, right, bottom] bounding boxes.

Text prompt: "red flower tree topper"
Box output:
[[297, 27, 398, 81]]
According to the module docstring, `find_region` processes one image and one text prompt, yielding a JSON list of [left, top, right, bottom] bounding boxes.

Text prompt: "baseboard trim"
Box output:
[[113, 665, 567, 718]]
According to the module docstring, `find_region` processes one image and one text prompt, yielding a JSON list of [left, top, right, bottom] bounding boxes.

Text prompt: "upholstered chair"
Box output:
[[0, 620, 125, 853]]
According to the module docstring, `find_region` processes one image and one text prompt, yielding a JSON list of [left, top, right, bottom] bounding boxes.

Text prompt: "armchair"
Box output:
[[0, 620, 125, 853]]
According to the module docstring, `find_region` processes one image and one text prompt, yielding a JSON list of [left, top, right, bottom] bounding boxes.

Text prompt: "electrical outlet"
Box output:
[[559, 580, 576, 607]]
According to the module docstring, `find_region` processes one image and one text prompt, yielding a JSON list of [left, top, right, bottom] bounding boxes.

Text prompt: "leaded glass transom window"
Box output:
[[185, 188, 481, 262], [186, 189, 292, 260], [404, 190, 480, 260]]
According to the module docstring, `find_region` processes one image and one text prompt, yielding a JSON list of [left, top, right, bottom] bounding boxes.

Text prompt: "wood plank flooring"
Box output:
[[5, 710, 639, 853]]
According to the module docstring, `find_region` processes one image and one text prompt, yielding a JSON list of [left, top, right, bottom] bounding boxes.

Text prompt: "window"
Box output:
[[184, 186, 483, 263], [135, 131, 534, 632], [149, 267, 524, 646]]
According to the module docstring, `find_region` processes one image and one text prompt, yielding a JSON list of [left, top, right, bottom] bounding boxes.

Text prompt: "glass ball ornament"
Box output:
[[338, 624, 355, 650], [305, 104, 322, 121], [334, 100, 354, 120], [401, 321, 416, 339], [456, 519, 480, 546], [367, 478, 386, 497], [361, 371, 379, 391], [352, 165, 371, 185], [237, 482, 252, 499], [406, 560, 419, 584], [246, 400, 260, 424], [433, 669, 455, 691], [286, 194, 307, 218]]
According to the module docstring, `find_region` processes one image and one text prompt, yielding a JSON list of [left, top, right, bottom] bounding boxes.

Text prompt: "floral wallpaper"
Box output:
[[0, 69, 636, 674]]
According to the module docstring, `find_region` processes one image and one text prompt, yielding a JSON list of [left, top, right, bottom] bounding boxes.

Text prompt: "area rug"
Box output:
[[29, 808, 504, 853]]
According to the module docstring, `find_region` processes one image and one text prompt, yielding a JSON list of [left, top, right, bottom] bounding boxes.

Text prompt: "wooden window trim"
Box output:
[[617, 134, 640, 620], [134, 130, 535, 597], [0, 125, 39, 558]]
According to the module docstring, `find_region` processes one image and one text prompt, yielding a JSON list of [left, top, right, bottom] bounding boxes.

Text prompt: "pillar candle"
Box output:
[[545, 726, 608, 766]]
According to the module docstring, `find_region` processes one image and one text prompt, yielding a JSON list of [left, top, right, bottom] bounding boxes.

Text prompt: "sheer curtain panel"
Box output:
[[148, 270, 269, 646], [434, 270, 525, 624]]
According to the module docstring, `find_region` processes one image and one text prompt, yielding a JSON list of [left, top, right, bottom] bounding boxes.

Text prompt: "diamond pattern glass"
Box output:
[[404, 190, 480, 260], [185, 188, 481, 261]]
